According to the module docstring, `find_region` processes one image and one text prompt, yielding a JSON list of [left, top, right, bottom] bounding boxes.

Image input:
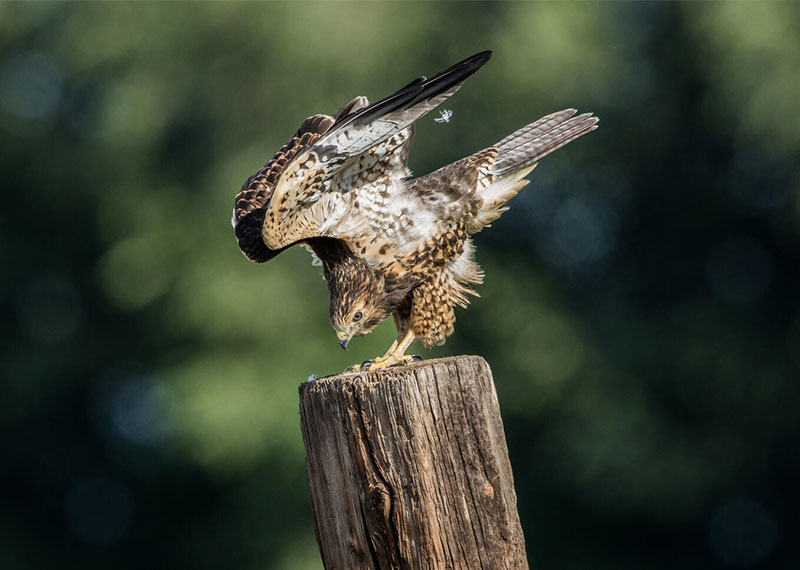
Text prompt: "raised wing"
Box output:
[[314, 50, 492, 160], [232, 115, 334, 262], [260, 51, 493, 259], [232, 98, 371, 262]]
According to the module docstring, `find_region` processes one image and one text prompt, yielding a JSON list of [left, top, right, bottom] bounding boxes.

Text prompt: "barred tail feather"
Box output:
[[468, 109, 597, 233], [491, 109, 598, 177]]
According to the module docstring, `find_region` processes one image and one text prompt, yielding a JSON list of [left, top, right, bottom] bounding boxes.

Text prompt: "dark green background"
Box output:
[[2, 2, 798, 569]]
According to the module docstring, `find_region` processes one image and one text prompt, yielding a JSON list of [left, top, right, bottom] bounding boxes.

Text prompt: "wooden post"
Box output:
[[298, 355, 529, 570]]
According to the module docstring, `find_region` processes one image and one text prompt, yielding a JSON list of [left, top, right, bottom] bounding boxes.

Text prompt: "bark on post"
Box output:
[[298, 355, 529, 570]]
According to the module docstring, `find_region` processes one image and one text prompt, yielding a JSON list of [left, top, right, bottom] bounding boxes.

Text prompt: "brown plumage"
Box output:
[[232, 51, 598, 370]]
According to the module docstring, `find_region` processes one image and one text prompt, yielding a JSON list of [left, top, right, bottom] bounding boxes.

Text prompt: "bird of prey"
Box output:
[[232, 50, 597, 371]]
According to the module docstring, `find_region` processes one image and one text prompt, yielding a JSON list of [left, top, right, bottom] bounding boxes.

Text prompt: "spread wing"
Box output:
[[232, 115, 332, 262], [259, 51, 493, 263], [232, 97, 372, 262]]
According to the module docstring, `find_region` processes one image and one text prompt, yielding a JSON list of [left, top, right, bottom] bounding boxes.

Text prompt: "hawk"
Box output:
[[232, 51, 597, 371]]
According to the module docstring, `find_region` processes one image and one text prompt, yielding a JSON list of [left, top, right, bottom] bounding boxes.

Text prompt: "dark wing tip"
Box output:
[[449, 50, 493, 73], [232, 114, 335, 263], [399, 76, 427, 91], [350, 50, 494, 128], [403, 50, 492, 109], [426, 50, 493, 84], [233, 207, 285, 262]]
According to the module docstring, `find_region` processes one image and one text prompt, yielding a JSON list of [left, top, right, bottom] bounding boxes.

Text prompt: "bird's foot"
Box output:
[[345, 353, 417, 372], [345, 359, 373, 373], [364, 353, 417, 371]]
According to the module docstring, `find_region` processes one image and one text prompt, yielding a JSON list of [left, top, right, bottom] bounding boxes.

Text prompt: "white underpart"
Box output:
[[325, 171, 440, 262], [317, 127, 444, 263], [446, 239, 482, 283], [443, 238, 483, 308], [471, 165, 536, 232]]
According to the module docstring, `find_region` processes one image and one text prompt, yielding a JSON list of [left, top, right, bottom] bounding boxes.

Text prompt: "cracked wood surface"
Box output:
[[298, 355, 529, 570]]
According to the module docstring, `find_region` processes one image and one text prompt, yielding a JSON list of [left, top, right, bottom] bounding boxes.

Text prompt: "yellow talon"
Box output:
[[345, 330, 418, 373]]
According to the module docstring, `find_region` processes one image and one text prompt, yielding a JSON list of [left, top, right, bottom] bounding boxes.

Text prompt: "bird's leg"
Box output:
[[346, 333, 401, 372], [392, 329, 417, 358], [346, 300, 417, 373], [358, 330, 418, 371], [383, 307, 408, 359], [380, 337, 400, 359], [346, 332, 403, 373]]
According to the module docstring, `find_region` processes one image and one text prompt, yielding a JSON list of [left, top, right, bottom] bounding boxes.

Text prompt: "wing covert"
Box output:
[[261, 51, 493, 257], [232, 114, 334, 262]]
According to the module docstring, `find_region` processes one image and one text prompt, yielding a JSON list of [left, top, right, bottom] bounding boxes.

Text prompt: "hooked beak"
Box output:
[[337, 330, 351, 350]]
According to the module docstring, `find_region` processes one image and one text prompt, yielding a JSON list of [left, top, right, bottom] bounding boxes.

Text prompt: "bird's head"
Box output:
[[325, 258, 389, 350]]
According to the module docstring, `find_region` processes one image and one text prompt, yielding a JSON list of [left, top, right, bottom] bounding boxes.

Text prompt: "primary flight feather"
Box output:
[[232, 50, 598, 371]]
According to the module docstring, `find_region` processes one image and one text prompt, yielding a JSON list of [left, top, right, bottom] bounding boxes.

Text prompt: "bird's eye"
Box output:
[[353, 310, 364, 322]]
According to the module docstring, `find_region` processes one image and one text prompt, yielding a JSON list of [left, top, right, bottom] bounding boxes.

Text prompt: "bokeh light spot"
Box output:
[[515, 313, 584, 387], [96, 233, 171, 310], [0, 51, 62, 126], [543, 195, 619, 271], [709, 498, 776, 566], [96, 373, 177, 446]]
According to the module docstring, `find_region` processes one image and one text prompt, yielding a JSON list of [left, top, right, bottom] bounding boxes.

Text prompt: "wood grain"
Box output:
[[299, 355, 529, 570]]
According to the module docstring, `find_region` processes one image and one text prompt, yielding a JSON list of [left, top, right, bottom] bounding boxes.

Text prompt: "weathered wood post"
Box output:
[[298, 355, 529, 569]]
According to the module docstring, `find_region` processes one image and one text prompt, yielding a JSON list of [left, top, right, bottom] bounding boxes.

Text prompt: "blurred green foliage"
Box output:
[[2, 2, 799, 569]]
